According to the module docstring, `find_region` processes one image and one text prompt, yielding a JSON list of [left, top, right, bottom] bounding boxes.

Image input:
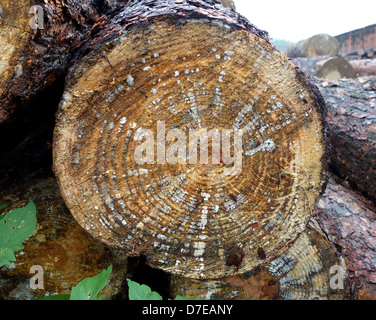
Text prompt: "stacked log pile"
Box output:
[[1, 0, 376, 301], [286, 35, 376, 80], [345, 47, 376, 60]]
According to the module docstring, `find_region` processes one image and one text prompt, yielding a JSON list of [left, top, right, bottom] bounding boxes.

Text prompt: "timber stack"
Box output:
[[285, 34, 357, 81], [0, 0, 376, 301]]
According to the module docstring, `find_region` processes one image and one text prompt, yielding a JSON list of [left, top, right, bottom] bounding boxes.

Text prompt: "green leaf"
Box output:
[[127, 279, 163, 300], [174, 296, 197, 300], [34, 294, 71, 300], [70, 265, 112, 300], [0, 248, 16, 267], [0, 201, 37, 267]]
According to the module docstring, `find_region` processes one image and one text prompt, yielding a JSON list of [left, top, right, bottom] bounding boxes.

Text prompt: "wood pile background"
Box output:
[[1, 0, 376, 300]]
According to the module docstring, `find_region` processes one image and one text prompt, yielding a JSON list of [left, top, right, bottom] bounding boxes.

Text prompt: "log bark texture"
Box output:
[[349, 59, 376, 77], [313, 178, 376, 300], [314, 76, 376, 204], [0, 0, 108, 125], [52, 0, 327, 279], [0, 174, 128, 300]]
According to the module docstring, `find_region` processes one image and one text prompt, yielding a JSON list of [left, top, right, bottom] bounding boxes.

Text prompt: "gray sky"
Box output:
[[234, 0, 376, 42]]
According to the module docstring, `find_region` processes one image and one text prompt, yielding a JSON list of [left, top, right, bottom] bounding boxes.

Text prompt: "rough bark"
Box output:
[[0, 0, 108, 125], [170, 227, 349, 300], [313, 178, 376, 300], [52, 0, 327, 280], [314, 76, 376, 204], [0, 174, 129, 300], [350, 59, 376, 77]]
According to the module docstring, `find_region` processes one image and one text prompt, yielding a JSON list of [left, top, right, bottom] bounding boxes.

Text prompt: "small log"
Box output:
[[286, 34, 340, 58], [302, 34, 340, 57], [313, 178, 376, 300], [349, 59, 376, 76], [291, 56, 331, 77], [219, 0, 235, 9], [284, 40, 306, 58], [53, 0, 327, 280], [267, 226, 349, 300], [316, 57, 356, 80], [292, 56, 356, 80], [0, 175, 128, 300], [170, 227, 349, 300], [314, 76, 376, 204]]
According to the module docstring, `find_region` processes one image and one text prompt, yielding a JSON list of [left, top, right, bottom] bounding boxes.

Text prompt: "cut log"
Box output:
[[291, 56, 332, 77], [292, 56, 356, 80], [170, 227, 349, 300], [284, 40, 306, 58], [357, 48, 366, 57], [219, 0, 236, 9], [313, 177, 376, 300], [53, 0, 327, 280], [316, 57, 356, 80], [349, 59, 376, 76], [302, 34, 340, 57], [0, 174, 128, 300], [314, 76, 376, 204], [285, 34, 340, 58], [266, 226, 349, 300]]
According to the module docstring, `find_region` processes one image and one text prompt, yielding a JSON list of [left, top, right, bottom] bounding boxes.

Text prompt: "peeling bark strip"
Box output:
[[53, 0, 327, 279], [314, 76, 376, 204]]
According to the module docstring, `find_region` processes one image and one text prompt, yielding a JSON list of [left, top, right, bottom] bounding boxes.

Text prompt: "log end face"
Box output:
[[53, 17, 327, 279]]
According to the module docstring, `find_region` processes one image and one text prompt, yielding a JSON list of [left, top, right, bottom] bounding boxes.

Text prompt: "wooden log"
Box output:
[[314, 76, 376, 204], [219, 0, 236, 9], [284, 39, 306, 58], [292, 56, 356, 80], [170, 227, 349, 300], [349, 59, 376, 76], [313, 177, 376, 300], [52, 0, 327, 280], [302, 34, 340, 57], [316, 57, 356, 80], [285, 34, 340, 58], [291, 56, 332, 77], [0, 174, 129, 300]]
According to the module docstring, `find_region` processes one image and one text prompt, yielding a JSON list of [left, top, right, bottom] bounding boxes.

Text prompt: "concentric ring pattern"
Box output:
[[53, 19, 326, 279]]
